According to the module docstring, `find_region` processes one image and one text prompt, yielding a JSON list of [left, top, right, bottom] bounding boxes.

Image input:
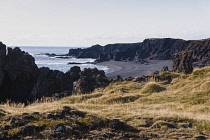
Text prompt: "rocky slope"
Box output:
[[1, 66, 210, 139], [68, 38, 210, 64], [0, 106, 139, 139], [0, 43, 110, 103]]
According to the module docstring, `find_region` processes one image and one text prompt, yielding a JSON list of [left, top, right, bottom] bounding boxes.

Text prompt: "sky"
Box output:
[[0, 0, 210, 47]]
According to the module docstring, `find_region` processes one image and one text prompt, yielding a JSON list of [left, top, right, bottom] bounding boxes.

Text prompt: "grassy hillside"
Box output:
[[1, 66, 210, 139]]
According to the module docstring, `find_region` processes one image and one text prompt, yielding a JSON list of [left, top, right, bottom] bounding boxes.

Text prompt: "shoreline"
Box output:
[[97, 60, 173, 79]]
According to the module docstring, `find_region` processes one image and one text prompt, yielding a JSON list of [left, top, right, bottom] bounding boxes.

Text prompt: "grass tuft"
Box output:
[[142, 83, 166, 94]]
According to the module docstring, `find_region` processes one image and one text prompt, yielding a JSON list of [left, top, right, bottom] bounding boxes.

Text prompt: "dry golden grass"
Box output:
[[1, 66, 210, 134]]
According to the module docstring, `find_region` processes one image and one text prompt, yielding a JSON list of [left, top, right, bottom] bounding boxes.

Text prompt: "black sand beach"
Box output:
[[97, 60, 173, 79]]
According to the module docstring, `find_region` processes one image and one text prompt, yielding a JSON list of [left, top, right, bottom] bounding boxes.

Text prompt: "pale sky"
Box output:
[[0, 0, 210, 47]]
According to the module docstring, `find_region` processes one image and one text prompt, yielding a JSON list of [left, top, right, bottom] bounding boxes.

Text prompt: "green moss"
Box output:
[[8, 127, 22, 136]]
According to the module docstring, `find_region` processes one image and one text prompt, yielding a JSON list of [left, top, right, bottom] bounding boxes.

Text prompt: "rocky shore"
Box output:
[[67, 38, 210, 65], [0, 43, 110, 103], [0, 39, 199, 103], [1, 40, 209, 139]]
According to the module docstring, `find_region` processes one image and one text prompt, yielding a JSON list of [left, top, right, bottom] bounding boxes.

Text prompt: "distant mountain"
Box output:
[[67, 38, 210, 64]]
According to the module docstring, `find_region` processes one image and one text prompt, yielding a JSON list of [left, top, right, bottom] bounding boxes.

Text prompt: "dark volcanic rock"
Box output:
[[0, 42, 6, 87], [67, 38, 210, 64], [161, 66, 169, 72], [0, 47, 39, 102], [115, 75, 124, 82], [73, 68, 110, 94], [68, 48, 83, 57], [95, 53, 109, 63], [66, 66, 81, 81], [67, 62, 85, 65], [113, 51, 124, 61], [133, 77, 146, 83], [172, 51, 193, 74], [77, 45, 102, 58], [30, 67, 74, 99], [111, 75, 124, 83], [124, 76, 135, 81], [0, 44, 110, 103]]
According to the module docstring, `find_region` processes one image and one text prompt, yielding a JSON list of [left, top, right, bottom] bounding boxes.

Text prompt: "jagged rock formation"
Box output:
[[0, 47, 39, 102], [30, 67, 74, 99], [73, 68, 110, 94], [0, 42, 6, 87], [0, 43, 109, 103], [172, 51, 193, 74], [67, 38, 210, 64]]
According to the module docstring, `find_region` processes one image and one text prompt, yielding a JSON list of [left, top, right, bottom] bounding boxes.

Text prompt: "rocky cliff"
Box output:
[[67, 38, 210, 64], [0, 43, 109, 103]]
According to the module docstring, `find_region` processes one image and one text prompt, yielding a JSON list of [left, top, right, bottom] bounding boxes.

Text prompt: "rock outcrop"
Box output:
[[0, 47, 39, 102], [0, 42, 6, 87], [30, 67, 74, 99], [161, 66, 169, 72], [0, 44, 109, 103], [73, 68, 110, 94], [67, 38, 210, 65], [172, 51, 193, 74], [67, 66, 81, 81], [0, 106, 139, 139]]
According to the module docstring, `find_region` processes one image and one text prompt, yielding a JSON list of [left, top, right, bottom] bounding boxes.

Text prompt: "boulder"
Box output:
[[73, 68, 110, 94], [161, 66, 169, 72], [172, 51, 193, 74], [112, 75, 124, 82], [124, 76, 135, 81], [0, 47, 39, 102], [66, 66, 81, 81], [0, 42, 6, 87], [151, 71, 159, 77], [133, 77, 146, 83], [115, 75, 124, 82], [154, 72, 180, 83]]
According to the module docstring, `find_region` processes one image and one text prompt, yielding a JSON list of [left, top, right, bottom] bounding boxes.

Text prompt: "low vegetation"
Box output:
[[1, 66, 210, 139]]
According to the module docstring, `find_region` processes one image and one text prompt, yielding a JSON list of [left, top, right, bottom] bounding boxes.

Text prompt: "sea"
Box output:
[[11, 46, 110, 73]]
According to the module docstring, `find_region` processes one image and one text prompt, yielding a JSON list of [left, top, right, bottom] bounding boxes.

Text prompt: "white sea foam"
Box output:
[[18, 46, 111, 73]]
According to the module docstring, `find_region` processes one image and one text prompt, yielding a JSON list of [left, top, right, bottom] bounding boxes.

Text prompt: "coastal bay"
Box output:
[[97, 60, 173, 78]]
